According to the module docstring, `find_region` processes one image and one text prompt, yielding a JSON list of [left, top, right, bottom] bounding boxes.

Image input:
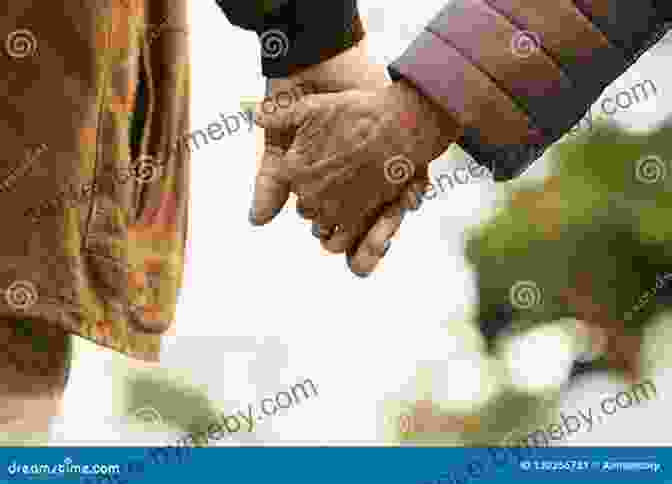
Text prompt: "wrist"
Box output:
[[385, 78, 462, 164], [291, 42, 389, 91], [392, 78, 463, 140]]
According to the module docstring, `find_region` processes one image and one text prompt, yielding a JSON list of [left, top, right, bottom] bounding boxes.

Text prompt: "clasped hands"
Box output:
[[249, 45, 461, 276]]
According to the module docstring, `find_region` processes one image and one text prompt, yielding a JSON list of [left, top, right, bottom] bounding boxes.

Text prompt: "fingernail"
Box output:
[[346, 256, 370, 279], [382, 240, 391, 256], [311, 224, 321, 239], [250, 206, 282, 226]]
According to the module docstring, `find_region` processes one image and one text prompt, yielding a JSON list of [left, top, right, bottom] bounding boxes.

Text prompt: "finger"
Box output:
[[411, 163, 429, 182], [399, 164, 429, 211], [296, 198, 320, 220], [249, 130, 292, 226], [321, 215, 375, 255], [254, 93, 315, 133], [346, 203, 407, 277], [345, 176, 428, 274], [311, 223, 336, 240], [402, 178, 428, 212], [250, 166, 289, 225], [319, 173, 424, 254], [318, 190, 388, 254]]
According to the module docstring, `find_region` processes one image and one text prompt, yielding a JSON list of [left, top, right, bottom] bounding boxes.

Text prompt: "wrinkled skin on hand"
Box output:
[[253, 79, 461, 275]]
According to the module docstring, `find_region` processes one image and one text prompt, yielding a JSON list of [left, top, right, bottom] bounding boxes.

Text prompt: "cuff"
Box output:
[[388, 0, 667, 181], [260, 6, 366, 78], [388, 30, 539, 181]]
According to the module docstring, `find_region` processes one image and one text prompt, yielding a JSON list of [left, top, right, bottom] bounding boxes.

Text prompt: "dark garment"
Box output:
[[216, 0, 365, 77]]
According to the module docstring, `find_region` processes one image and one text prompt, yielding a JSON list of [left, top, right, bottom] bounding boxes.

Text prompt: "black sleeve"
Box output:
[[215, 0, 366, 78]]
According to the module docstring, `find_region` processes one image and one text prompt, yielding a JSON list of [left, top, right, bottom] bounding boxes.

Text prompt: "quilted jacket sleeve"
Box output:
[[216, 0, 366, 78], [388, 0, 672, 181]]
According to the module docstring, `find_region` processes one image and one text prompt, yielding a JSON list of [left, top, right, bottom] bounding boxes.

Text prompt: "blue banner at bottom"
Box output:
[[1, 447, 669, 483]]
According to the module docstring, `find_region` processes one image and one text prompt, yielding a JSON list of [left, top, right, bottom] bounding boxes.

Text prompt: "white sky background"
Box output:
[[57, 1, 672, 445], [165, 0, 488, 444]]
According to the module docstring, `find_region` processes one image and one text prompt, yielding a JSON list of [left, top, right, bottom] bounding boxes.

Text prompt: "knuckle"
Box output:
[[364, 238, 385, 257], [322, 239, 346, 254]]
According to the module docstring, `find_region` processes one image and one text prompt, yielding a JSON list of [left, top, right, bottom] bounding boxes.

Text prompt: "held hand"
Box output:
[[253, 93, 430, 276], [247, 42, 393, 226], [248, 41, 461, 276], [251, 79, 460, 273]]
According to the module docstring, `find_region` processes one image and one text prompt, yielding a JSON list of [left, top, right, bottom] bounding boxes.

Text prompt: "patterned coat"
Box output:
[[0, 0, 190, 361], [0, 1, 363, 362]]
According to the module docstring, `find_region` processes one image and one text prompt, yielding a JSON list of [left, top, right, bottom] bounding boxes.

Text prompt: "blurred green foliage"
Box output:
[[126, 371, 221, 446], [466, 119, 672, 356], [402, 118, 672, 446]]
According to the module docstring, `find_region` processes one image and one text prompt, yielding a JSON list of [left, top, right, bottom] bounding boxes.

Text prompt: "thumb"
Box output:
[[248, 131, 292, 226]]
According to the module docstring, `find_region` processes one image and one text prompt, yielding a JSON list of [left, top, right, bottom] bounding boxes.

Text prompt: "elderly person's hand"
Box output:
[[251, 77, 462, 275], [250, 43, 448, 276]]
